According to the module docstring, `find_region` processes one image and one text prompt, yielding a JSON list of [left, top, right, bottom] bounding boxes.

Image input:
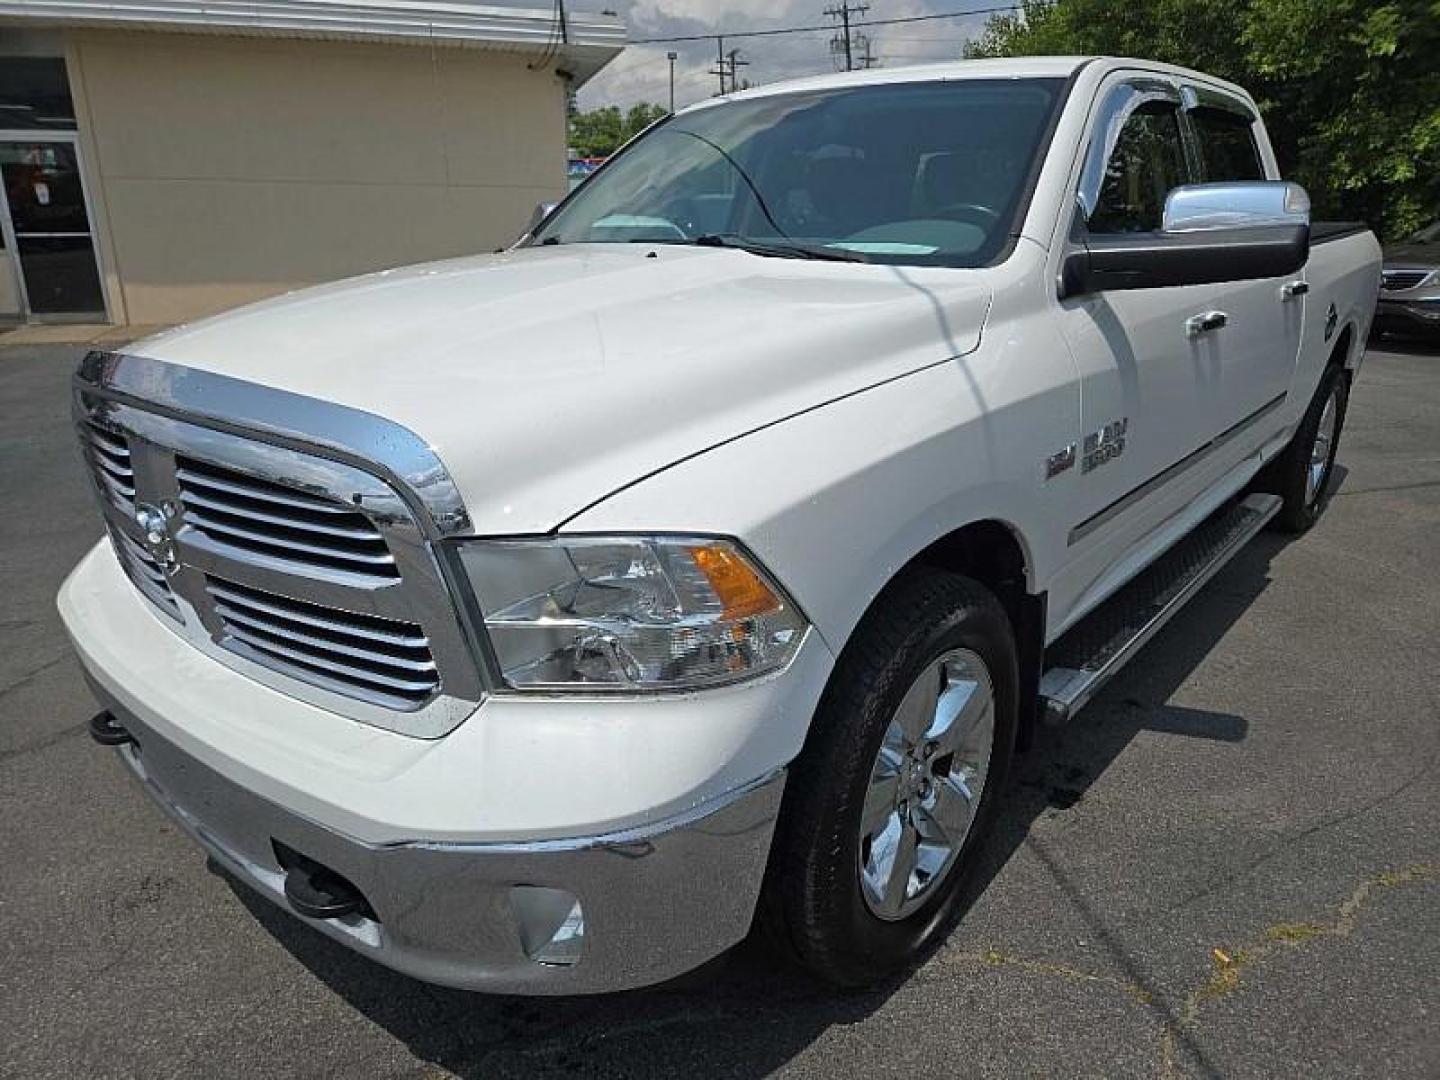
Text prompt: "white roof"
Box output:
[[0, 0, 627, 84], [686, 56, 1095, 111], [682, 55, 1253, 113]]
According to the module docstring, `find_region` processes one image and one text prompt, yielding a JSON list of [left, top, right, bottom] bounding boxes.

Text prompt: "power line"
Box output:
[[627, 4, 1021, 46]]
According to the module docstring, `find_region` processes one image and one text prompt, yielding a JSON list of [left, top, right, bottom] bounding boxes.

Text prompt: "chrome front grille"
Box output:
[[176, 456, 399, 581], [1381, 269, 1429, 292], [73, 351, 484, 738], [82, 422, 136, 513], [206, 576, 439, 710]]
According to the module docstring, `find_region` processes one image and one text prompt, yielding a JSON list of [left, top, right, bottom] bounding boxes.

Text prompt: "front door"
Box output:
[[1047, 76, 1216, 630], [0, 135, 106, 320]]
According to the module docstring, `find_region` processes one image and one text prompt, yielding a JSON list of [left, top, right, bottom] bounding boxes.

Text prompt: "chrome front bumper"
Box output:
[[93, 683, 785, 995]]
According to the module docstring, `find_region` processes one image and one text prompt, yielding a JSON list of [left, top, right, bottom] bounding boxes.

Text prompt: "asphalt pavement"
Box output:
[[1, 341, 1437, 1079]]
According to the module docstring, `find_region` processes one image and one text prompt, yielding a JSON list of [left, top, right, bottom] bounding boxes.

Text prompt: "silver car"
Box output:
[[1375, 221, 1440, 341]]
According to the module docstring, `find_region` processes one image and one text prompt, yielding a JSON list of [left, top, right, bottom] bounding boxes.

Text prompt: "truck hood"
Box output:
[[130, 244, 991, 533]]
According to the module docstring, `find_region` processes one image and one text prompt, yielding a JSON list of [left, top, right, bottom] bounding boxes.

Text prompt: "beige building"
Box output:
[[0, 0, 624, 326]]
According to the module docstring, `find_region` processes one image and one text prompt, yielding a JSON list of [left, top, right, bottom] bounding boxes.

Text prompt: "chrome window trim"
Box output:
[[1076, 77, 1183, 221], [1180, 84, 1258, 123], [74, 353, 485, 738]]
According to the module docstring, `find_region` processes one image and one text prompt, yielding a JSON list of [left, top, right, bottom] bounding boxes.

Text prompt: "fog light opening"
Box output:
[[510, 886, 585, 967]]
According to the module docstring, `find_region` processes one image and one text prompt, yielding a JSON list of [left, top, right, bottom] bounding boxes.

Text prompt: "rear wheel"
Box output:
[[763, 570, 1017, 987], [1258, 363, 1350, 534]]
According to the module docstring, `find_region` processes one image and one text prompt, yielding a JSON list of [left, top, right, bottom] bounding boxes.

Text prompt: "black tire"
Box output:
[[1255, 363, 1350, 534], [762, 569, 1018, 987]]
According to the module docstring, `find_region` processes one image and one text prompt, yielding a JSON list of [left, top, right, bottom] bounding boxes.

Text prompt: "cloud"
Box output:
[[567, 1, 1002, 110]]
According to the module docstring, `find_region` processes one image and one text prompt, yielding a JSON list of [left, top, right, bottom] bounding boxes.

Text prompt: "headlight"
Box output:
[[454, 535, 807, 692]]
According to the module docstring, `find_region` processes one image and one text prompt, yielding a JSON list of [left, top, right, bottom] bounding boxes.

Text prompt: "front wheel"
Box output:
[[763, 570, 1017, 987], [1257, 364, 1350, 534]]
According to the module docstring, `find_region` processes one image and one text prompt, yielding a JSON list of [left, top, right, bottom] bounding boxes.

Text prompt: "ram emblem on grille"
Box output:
[[135, 502, 178, 574]]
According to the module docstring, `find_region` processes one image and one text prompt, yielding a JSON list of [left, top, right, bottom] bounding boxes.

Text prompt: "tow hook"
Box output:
[[275, 843, 371, 921], [88, 711, 135, 746]]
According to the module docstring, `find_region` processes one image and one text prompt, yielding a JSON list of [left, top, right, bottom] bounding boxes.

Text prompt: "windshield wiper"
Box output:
[[692, 234, 871, 263]]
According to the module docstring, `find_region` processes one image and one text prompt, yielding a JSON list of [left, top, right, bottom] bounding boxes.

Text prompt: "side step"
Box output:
[[1038, 493, 1281, 726]]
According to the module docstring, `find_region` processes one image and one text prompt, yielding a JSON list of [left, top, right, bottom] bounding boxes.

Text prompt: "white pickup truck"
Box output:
[[61, 57, 1380, 993]]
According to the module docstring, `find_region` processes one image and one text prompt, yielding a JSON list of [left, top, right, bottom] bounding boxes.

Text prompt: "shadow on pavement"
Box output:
[[219, 492, 1320, 1078]]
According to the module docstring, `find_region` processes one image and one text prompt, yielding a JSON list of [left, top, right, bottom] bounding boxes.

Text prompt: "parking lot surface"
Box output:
[[1, 342, 1437, 1079]]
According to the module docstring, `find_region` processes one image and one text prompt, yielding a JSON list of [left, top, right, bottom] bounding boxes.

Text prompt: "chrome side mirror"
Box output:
[[1163, 181, 1310, 233], [1061, 181, 1311, 299]]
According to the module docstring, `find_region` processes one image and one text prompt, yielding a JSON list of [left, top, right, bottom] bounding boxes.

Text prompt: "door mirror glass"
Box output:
[[1162, 181, 1310, 233]]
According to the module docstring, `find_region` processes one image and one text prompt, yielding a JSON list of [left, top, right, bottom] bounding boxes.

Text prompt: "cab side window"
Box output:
[[1191, 107, 1265, 182], [1088, 102, 1188, 234]]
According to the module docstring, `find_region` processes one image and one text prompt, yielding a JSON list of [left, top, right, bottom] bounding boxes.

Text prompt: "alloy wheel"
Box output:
[[858, 648, 995, 921]]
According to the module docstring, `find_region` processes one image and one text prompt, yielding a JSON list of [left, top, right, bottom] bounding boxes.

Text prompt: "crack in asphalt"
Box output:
[[0, 720, 86, 765], [0, 653, 72, 705], [1158, 863, 1439, 1079], [1167, 738, 1440, 915], [931, 946, 1155, 1004], [916, 863, 1438, 1080]]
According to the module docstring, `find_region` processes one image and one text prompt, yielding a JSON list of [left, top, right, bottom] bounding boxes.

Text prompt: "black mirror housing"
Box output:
[[1060, 223, 1310, 299]]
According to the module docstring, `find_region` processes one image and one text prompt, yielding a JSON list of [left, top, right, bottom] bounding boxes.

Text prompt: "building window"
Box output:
[[0, 57, 77, 130]]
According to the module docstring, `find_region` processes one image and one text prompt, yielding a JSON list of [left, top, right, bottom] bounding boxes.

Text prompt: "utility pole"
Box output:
[[709, 38, 748, 96], [824, 2, 869, 72], [858, 35, 878, 69], [725, 48, 750, 93], [710, 35, 727, 95], [667, 50, 677, 112]]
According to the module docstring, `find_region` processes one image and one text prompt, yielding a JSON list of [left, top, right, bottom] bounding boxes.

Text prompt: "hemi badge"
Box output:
[[1045, 443, 1077, 479]]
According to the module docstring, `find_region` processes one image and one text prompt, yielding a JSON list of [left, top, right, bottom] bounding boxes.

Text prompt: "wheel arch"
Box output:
[[845, 517, 1047, 751], [1332, 323, 1358, 371]]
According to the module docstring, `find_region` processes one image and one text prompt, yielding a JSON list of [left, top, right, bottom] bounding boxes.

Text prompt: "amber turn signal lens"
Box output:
[[688, 543, 782, 620]]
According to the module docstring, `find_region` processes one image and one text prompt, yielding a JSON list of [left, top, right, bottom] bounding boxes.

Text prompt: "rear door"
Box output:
[[1177, 85, 1304, 445]]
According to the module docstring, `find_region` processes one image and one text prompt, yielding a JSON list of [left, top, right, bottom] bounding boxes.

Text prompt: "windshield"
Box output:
[[532, 79, 1064, 268]]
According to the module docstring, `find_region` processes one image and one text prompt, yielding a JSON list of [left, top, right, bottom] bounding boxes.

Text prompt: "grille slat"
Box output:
[[175, 464, 354, 515], [214, 603, 437, 673], [205, 576, 439, 708], [111, 528, 178, 615], [184, 507, 396, 567], [176, 456, 399, 580], [1382, 270, 1429, 291], [225, 626, 439, 693], [91, 452, 135, 485], [83, 423, 136, 510], [181, 490, 384, 540], [207, 580, 429, 648], [94, 468, 137, 503], [87, 424, 129, 456]]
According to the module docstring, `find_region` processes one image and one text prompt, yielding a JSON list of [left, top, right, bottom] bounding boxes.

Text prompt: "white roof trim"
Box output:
[[0, 0, 627, 83]]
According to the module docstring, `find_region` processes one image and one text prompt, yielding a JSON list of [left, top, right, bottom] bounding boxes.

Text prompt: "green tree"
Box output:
[[568, 102, 671, 158], [965, 0, 1440, 238]]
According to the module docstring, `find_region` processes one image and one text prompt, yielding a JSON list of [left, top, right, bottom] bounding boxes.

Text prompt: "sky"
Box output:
[[554, 1, 1010, 111]]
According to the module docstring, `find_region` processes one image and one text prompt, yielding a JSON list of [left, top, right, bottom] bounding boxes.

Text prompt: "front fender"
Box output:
[[564, 352, 1071, 660]]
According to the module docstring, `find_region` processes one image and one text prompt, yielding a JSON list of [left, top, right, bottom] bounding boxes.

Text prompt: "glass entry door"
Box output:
[[0, 135, 106, 318]]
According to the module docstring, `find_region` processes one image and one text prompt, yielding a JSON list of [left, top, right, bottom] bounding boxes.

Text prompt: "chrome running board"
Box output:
[[1038, 493, 1282, 726]]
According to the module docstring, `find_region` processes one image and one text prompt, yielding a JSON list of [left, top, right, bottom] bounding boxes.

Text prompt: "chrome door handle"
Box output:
[[1185, 310, 1228, 337], [1281, 280, 1310, 300]]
